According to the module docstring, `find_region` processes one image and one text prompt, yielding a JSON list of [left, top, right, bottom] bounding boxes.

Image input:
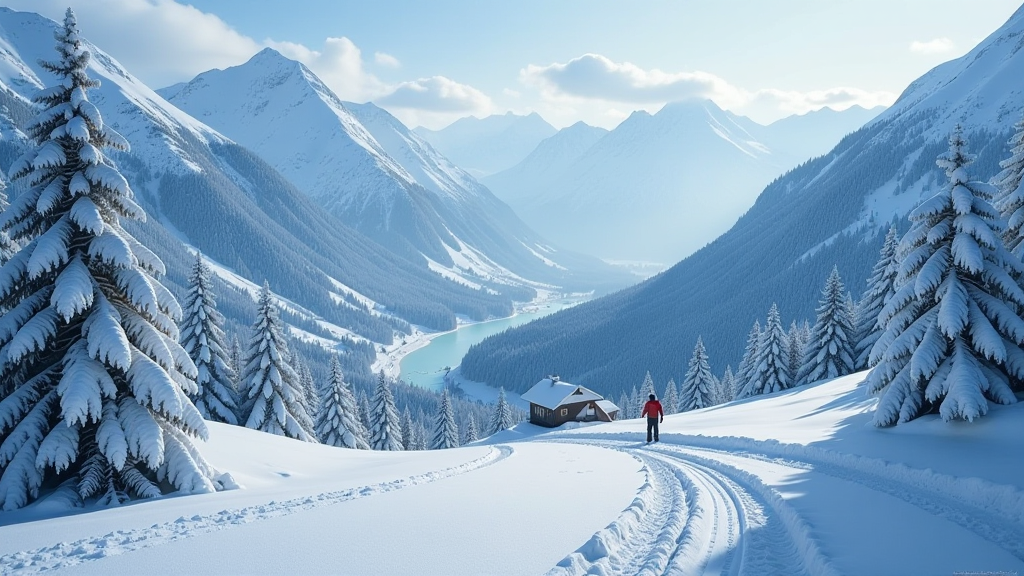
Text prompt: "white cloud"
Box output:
[[374, 52, 401, 68], [522, 53, 896, 124], [521, 53, 745, 107], [6, 0, 260, 89], [910, 37, 956, 55], [3, 0, 494, 122]]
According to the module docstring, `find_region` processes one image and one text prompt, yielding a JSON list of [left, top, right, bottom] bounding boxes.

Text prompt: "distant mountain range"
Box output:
[[482, 102, 883, 263], [159, 49, 621, 293], [461, 6, 1024, 398], [414, 112, 557, 177]]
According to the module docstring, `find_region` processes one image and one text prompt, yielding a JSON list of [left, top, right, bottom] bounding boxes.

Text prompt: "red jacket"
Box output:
[[642, 400, 663, 419]]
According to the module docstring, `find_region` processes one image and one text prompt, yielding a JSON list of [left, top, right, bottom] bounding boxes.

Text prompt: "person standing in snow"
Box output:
[[642, 394, 664, 443]]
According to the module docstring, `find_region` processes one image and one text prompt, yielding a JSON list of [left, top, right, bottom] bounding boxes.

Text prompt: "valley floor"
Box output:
[[1, 373, 1022, 575]]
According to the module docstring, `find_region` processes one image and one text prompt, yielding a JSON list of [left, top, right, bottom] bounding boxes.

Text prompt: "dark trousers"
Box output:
[[646, 417, 659, 442]]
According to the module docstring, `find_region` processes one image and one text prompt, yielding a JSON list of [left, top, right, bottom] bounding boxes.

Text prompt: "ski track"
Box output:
[[548, 431, 1024, 574], [0, 445, 513, 576], [545, 441, 834, 576]]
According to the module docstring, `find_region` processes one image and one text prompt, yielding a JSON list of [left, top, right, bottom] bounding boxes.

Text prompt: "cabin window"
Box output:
[[560, 408, 568, 416]]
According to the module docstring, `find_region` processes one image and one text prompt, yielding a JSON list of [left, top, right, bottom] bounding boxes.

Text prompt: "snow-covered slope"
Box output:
[[2, 373, 1019, 575], [161, 50, 626, 292], [461, 6, 1024, 397], [414, 111, 557, 177]]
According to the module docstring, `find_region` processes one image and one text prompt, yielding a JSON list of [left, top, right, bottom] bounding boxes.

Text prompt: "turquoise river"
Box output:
[[399, 298, 580, 391]]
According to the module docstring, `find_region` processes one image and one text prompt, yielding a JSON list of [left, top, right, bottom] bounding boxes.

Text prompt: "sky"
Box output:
[[4, 0, 1023, 129]]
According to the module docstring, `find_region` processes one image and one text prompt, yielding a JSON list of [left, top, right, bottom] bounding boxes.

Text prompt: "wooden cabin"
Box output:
[[521, 376, 620, 428]]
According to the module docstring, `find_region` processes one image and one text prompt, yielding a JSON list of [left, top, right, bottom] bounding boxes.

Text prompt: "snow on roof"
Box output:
[[595, 400, 620, 414], [521, 378, 604, 410]]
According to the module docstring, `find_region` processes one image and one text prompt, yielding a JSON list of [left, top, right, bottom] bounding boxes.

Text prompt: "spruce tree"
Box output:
[[997, 112, 1024, 259], [868, 128, 1024, 425], [786, 321, 805, 381], [854, 226, 900, 370], [357, 389, 372, 432], [296, 360, 319, 422], [629, 385, 641, 417], [180, 254, 237, 425], [369, 371, 403, 450], [661, 379, 678, 414], [491, 387, 516, 433], [315, 356, 368, 449], [0, 179, 15, 267], [463, 415, 479, 444], [430, 388, 459, 450], [0, 11, 215, 509], [734, 320, 761, 400], [718, 366, 736, 404], [401, 407, 416, 450], [679, 337, 714, 411], [228, 334, 243, 392], [640, 371, 656, 398], [617, 391, 630, 419], [741, 304, 791, 398], [798, 266, 856, 385], [238, 284, 314, 441]]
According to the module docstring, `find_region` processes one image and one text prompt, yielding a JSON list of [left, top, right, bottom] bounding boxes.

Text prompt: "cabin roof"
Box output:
[[521, 378, 604, 410], [595, 399, 620, 414]]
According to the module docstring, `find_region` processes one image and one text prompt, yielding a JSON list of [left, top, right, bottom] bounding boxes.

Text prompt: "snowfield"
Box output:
[[1, 372, 1022, 576]]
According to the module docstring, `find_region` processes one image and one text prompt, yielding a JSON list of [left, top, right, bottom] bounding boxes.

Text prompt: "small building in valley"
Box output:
[[522, 376, 620, 428]]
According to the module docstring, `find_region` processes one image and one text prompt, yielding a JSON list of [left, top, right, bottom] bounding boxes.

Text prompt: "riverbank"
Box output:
[[371, 288, 584, 404]]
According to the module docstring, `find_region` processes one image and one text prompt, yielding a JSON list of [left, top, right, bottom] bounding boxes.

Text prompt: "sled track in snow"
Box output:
[[0, 445, 514, 576], [545, 441, 834, 576]]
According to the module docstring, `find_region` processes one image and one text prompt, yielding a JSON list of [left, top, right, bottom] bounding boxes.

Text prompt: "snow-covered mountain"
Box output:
[[414, 111, 557, 177], [481, 121, 608, 207], [485, 100, 799, 262], [763, 104, 885, 164], [160, 50, 621, 291], [483, 102, 883, 263], [462, 5, 1024, 397], [0, 7, 514, 362]]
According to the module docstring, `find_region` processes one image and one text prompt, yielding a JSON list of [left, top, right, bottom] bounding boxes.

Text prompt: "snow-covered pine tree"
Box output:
[[368, 371, 403, 450], [741, 304, 791, 398], [430, 388, 459, 450], [797, 266, 856, 385], [237, 283, 314, 441], [357, 389, 372, 432], [661, 379, 678, 414], [463, 414, 478, 444], [228, 334, 243, 392], [629, 384, 641, 417], [718, 366, 736, 404], [617, 391, 630, 419], [297, 360, 319, 422], [490, 387, 516, 433], [867, 128, 1024, 425], [315, 356, 368, 449], [679, 337, 715, 411], [0, 11, 216, 509], [401, 407, 415, 450], [640, 371, 655, 398], [997, 112, 1024, 260], [0, 179, 16, 267], [786, 321, 805, 383], [853, 226, 901, 370], [180, 254, 237, 425], [734, 320, 761, 400]]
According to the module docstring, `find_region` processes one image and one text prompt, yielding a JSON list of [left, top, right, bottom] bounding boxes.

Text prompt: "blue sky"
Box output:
[[6, 0, 1023, 128]]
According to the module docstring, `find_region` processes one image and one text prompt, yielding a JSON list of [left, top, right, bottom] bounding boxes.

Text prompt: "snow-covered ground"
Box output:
[[2, 372, 1022, 575]]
